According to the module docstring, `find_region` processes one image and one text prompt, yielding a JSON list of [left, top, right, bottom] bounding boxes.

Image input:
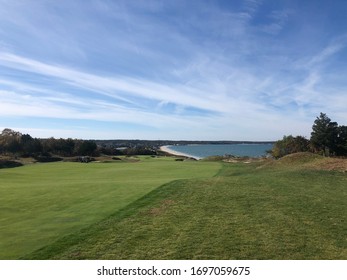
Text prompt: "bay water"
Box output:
[[167, 143, 273, 159]]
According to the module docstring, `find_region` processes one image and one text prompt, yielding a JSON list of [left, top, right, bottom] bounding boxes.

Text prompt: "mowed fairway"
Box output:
[[0, 157, 220, 259], [25, 155, 347, 260]]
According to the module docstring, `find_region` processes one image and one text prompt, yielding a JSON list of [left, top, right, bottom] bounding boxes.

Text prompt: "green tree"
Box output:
[[75, 140, 98, 156], [310, 113, 338, 156], [0, 128, 22, 155], [20, 134, 42, 156], [41, 137, 75, 156], [336, 125, 347, 156], [270, 135, 309, 158]]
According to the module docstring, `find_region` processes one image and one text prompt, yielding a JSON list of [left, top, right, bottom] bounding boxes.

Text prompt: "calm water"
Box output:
[[168, 143, 273, 159]]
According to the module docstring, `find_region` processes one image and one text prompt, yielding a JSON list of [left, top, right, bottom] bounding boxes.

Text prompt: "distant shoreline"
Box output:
[[159, 145, 202, 160]]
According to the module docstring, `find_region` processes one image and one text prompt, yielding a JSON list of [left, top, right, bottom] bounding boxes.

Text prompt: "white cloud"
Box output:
[[1, 1, 347, 140], [0, 52, 224, 112]]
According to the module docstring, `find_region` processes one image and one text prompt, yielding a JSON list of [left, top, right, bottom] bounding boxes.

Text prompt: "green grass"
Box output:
[[24, 157, 347, 260], [0, 156, 220, 259], [1, 154, 346, 259]]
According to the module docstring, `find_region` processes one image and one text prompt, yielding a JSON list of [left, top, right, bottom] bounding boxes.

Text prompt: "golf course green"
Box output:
[[0, 154, 346, 259], [0, 156, 220, 259]]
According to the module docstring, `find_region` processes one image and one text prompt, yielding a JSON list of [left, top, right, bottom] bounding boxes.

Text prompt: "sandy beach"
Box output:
[[159, 145, 202, 160]]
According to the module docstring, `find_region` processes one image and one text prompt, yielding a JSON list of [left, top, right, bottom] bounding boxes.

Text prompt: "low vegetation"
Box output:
[[0, 156, 220, 259], [0, 160, 23, 169], [0, 153, 345, 260]]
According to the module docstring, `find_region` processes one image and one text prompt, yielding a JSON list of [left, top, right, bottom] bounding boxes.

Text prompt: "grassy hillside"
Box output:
[[0, 156, 220, 259], [23, 154, 347, 260]]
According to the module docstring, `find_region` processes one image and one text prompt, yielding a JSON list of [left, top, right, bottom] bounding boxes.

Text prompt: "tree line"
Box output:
[[0, 128, 98, 157], [0, 128, 158, 158], [271, 113, 347, 158], [3, 113, 345, 160]]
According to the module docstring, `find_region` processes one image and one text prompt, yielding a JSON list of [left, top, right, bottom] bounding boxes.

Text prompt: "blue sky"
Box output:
[[1, 0, 347, 140]]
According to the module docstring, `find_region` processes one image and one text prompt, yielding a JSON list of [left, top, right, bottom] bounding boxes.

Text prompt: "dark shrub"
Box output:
[[0, 160, 23, 169], [34, 155, 63, 162]]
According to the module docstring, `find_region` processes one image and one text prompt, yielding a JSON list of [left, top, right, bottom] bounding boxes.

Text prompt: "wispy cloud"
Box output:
[[1, 0, 347, 140], [307, 35, 347, 67], [0, 52, 223, 111]]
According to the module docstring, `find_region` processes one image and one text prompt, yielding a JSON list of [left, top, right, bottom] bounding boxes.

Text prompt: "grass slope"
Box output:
[[0, 156, 220, 259], [25, 156, 347, 260]]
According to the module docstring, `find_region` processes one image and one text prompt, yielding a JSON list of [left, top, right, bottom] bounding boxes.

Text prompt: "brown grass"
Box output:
[[147, 199, 175, 216], [259, 152, 347, 172]]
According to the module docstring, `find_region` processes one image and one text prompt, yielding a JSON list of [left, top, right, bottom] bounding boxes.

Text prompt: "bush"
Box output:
[[33, 155, 63, 162], [0, 160, 23, 169], [270, 135, 310, 158]]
